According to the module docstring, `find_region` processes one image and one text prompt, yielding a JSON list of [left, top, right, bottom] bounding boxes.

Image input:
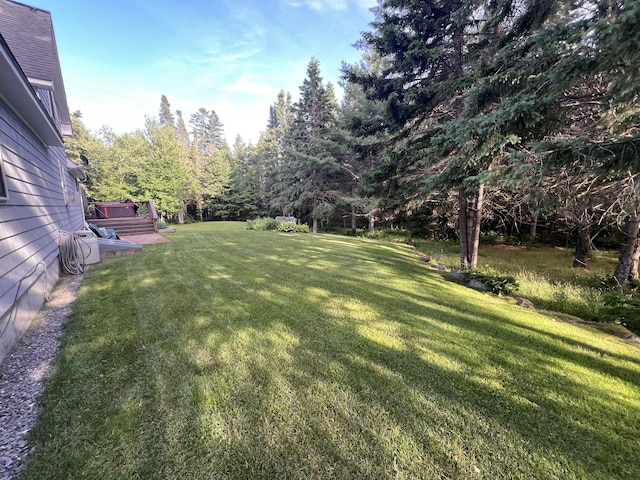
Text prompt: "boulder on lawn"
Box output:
[[468, 279, 487, 292], [515, 297, 535, 309], [447, 270, 465, 282]]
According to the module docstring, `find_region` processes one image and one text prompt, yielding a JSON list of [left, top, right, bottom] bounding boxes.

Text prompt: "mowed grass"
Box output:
[[23, 222, 640, 479]]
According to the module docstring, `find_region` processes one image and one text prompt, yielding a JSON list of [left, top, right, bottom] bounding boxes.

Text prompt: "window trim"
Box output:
[[0, 145, 9, 201]]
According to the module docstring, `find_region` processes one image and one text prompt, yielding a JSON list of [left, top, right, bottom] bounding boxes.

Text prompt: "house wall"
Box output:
[[0, 97, 83, 363]]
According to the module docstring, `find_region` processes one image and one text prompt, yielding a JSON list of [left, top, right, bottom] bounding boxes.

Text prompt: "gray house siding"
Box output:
[[0, 96, 83, 363]]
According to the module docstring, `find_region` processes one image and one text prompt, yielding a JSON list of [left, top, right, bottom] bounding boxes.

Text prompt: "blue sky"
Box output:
[[32, 0, 377, 145]]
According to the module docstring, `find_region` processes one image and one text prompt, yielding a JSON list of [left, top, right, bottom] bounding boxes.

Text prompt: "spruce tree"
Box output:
[[347, 0, 624, 269], [190, 108, 226, 154], [272, 58, 345, 232], [159, 94, 175, 129], [175, 110, 190, 149]]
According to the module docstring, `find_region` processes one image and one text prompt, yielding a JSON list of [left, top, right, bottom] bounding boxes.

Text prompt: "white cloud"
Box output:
[[222, 75, 280, 97], [287, 0, 348, 12], [355, 0, 378, 9], [216, 49, 261, 63]]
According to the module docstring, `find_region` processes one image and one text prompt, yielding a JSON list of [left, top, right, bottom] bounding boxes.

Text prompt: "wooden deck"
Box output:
[[88, 200, 159, 236], [90, 217, 156, 236]]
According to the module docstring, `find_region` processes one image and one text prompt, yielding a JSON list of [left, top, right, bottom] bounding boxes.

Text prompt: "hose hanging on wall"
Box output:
[[0, 260, 49, 340], [58, 230, 84, 275]]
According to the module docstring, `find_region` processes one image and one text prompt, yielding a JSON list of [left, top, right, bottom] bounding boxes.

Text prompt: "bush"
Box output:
[[463, 267, 519, 296], [481, 230, 506, 245], [157, 218, 168, 229], [359, 226, 411, 243], [276, 221, 298, 233], [246, 218, 279, 231], [602, 288, 640, 335], [137, 204, 150, 217], [246, 218, 309, 233]]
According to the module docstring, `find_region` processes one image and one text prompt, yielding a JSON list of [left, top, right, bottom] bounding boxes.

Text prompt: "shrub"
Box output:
[[276, 221, 298, 233], [157, 218, 168, 229], [602, 288, 640, 334], [463, 267, 519, 296], [246, 218, 279, 231], [359, 226, 410, 243], [137, 204, 150, 217], [247, 218, 309, 233], [481, 230, 506, 245]]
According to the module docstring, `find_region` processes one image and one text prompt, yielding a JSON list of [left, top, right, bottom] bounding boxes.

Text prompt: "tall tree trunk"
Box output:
[[312, 217, 318, 234], [197, 198, 203, 222], [368, 210, 376, 233], [459, 193, 469, 270], [573, 207, 591, 268], [615, 214, 640, 288], [630, 236, 640, 281], [351, 204, 357, 232], [469, 184, 484, 269], [530, 217, 537, 240], [459, 185, 484, 270]]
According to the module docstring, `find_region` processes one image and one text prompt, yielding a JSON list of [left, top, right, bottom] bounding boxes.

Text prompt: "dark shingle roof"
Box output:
[[0, 0, 71, 133]]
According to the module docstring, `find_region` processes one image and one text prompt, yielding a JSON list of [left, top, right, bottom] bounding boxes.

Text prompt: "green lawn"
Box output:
[[23, 222, 640, 479]]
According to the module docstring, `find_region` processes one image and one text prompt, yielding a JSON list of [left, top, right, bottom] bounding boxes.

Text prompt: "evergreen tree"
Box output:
[[209, 110, 226, 150], [190, 108, 226, 155], [347, 0, 622, 269], [339, 50, 391, 232], [210, 136, 265, 220], [159, 94, 175, 129], [271, 58, 346, 232], [260, 90, 295, 211], [175, 110, 190, 149]]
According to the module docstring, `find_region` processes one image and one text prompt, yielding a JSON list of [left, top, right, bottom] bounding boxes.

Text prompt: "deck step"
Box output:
[[90, 218, 156, 236]]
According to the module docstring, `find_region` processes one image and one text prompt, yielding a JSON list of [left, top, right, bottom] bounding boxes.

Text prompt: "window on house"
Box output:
[[0, 146, 8, 201], [57, 159, 68, 204]]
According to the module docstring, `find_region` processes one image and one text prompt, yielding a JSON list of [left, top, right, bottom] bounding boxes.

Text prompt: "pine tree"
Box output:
[[159, 94, 175, 129], [271, 58, 346, 232], [212, 136, 265, 220], [340, 50, 392, 232], [190, 108, 226, 155], [175, 110, 190, 149], [348, 0, 617, 269]]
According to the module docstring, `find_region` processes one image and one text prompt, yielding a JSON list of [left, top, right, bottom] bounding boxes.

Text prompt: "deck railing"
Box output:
[[87, 200, 158, 235]]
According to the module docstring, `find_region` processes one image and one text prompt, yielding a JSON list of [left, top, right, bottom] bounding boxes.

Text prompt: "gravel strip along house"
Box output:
[[0, 0, 84, 364], [0, 274, 81, 479]]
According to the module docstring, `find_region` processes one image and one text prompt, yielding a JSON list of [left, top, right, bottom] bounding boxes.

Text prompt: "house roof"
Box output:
[[0, 31, 62, 146], [0, 0, 72, 139]]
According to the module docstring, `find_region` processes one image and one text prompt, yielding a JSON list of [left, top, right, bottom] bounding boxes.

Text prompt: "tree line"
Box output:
[[67, 0, 640, 287]]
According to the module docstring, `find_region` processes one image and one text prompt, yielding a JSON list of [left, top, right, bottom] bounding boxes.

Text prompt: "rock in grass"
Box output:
[[515, 297, 535, 309], [447, 270, 465, 282], [468, 279, 487, 292], [431, 263, 449, 272]]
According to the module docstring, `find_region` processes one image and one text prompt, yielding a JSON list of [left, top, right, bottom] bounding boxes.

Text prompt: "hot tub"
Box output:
[[93, 202, 136, 219]]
